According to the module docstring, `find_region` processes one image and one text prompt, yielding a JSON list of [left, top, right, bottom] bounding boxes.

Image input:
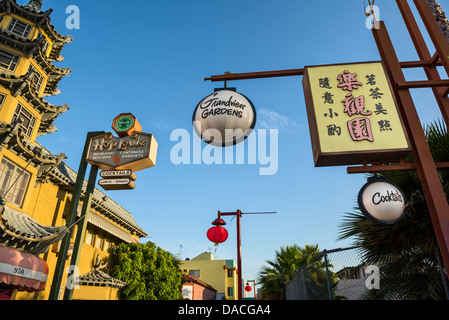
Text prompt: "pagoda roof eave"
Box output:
[[40, 16, 72, 45], [0, 71, 70, 132], [0, 0, 51, 23], [32, 46, 71, 78], [0, 1, 72, 61], [0, 29, 40, 53], [0, 120, 67, 165], [0, 204, 68, 255]]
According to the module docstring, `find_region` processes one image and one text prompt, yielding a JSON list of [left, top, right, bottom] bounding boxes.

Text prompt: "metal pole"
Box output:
[[414, 0, 449, 77], [236, 209, 243, 300], [48, 131, 104, 300], [63, 163, 99, 300], [396, 0, 449, 126], [216, 210, 274, 300], [373, 21, 449, 277], [205, 69, 304, 82], [323, 250, 333, 300], [435, 247, 449, 299]]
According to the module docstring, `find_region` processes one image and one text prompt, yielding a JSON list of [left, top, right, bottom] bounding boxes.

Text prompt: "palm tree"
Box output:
[[258, 244, 335, 299], [426, 0, 449, 44], [337, 120, 449, 299]]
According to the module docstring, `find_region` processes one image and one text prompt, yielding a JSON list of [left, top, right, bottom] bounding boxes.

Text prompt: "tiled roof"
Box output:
[[182, 274, 217, 292], [76, 269, 127, 289], [0, 205, 68, 254]]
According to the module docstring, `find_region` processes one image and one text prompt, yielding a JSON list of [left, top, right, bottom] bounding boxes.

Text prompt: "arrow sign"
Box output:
[[100, 170, 136, 181], [98, 178, 136, 190]]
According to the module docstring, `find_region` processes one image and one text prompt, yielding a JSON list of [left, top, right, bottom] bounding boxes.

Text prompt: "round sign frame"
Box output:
[[192, 88, 257, 147], [357, 176, 407, 225]]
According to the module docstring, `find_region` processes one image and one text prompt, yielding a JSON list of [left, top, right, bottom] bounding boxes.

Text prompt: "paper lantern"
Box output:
[[207, 225, 228, 244]]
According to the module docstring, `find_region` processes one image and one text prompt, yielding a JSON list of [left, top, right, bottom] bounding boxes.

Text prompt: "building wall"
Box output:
[[182, 283, 215, 300], [72, 285, 120, 300], [180, 253, 237, 300]]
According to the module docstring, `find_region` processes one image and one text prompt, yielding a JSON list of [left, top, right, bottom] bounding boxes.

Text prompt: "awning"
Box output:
[[85, 211, 135, 244], [0, 245, 48, 292]]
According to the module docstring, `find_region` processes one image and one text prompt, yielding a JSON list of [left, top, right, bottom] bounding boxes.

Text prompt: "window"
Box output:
[[227, 269, 234, 278], [104, 239, 111, 252], [27, 65, 44, 94], [12, 103, 36, 138], [227, 287, 233, 297], [0, 158, 30, 207], [85, 231, 94, 245], [189, 270, 200, 278], [37, 32, 50, 55], [95, 235, 103, 249], [0, 93, 6, 110], [7, 18, 32, 38], [0, 49, 20, 72]]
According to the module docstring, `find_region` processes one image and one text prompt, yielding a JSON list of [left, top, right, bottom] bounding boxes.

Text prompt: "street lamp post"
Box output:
[[215, 210, 243, 300], [211, 210, 276, 300], [245, 280, 257, 299]]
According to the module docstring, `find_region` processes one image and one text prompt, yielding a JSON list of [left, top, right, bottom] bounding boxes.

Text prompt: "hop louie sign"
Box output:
[[193, 88, 256, 147], [86, 113, 158, 191], [86, 132, 157, 172], [358, 176, 407, 224]]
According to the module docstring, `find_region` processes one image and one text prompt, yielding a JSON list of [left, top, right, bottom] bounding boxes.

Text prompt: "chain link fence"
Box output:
[[285, 245, 449, 300]]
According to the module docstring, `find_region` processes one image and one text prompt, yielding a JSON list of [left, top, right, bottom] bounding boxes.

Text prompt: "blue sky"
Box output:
[[34, 0, 445, 286]]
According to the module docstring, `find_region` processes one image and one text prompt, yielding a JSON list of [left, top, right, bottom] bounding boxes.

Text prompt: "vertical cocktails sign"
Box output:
[[303, 61, 411, 166]]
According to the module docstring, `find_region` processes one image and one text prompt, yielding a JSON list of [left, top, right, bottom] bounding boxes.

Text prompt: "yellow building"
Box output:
[[180, 252, 238, 300], [0, 0, 147, 300]]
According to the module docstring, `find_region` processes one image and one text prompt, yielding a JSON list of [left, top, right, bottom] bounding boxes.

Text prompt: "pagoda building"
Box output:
[[0, 0, 147, 300]]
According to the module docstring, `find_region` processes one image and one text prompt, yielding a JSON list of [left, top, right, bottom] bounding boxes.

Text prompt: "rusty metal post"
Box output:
[[373, 21, 449, 277], [396, 0, 449, 126], [414, 0, 449, 76]]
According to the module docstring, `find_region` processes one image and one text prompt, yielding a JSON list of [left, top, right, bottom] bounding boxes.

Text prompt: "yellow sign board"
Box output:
[[303, 61, 411, 166]]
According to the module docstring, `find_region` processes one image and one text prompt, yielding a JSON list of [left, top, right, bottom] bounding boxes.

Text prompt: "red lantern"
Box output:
[[207, 225, 228, 244], [245, 285, 252, 292]]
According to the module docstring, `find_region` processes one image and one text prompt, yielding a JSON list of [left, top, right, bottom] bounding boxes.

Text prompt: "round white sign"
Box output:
[[192, 88, 256, 147], [358, 177, 407, 224]]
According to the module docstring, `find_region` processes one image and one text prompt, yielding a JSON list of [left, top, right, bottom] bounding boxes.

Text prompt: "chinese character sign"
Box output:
[[303, 62, 410, 167]]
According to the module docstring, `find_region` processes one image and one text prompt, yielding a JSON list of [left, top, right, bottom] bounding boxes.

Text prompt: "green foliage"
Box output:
[[258, 244, 338, 299], [110, 241, 183, 300]]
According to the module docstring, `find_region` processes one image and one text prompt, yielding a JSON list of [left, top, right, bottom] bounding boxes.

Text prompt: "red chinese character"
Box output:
[[337, 70, 362, 91], [342, 93, 372, 117], [347, 117, 374, 142]]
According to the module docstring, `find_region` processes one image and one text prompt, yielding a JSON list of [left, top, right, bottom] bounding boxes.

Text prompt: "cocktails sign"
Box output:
[[303, 61, 411, 166], [358, 176, 407, 225], [193, 88, 256, 147]]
